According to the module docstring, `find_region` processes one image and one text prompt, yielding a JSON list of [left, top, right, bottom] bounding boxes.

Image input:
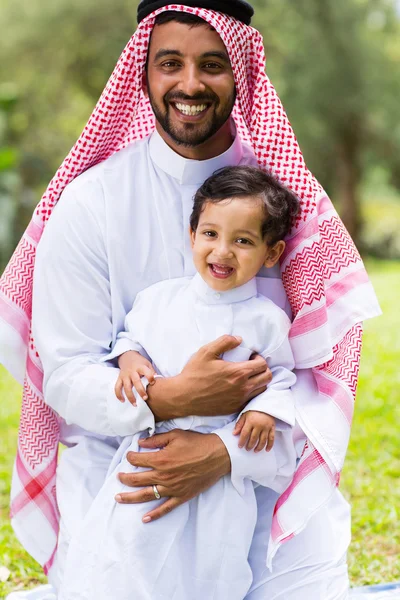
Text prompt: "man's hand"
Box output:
[[115, 430, 230, 521], [147, 335, 272, 420], [233, 411, 276, 453], [115, 351, 156, 404]]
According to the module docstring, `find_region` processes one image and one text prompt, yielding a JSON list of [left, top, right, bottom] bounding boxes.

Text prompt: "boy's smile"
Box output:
[[190, 196, 285, 292]]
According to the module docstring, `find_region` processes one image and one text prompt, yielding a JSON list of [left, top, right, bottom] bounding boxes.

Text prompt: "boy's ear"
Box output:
[[264, 240, 285, 268], [190, 227, 196, 248]]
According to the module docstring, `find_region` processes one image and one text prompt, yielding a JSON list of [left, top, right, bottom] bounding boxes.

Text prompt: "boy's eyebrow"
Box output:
[[237, 229, 261, 238], [200, 223, 261, 238], [153, 49, 230, 63]]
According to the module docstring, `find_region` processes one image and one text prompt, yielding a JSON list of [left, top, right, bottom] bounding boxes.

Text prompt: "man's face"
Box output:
[[146, 20, 236, 150]]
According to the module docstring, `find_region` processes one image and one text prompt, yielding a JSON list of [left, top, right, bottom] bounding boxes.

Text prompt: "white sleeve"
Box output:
[[214, 307, 297, 493], [32, 181, 155, 437], [239, 335, 296, 428], [106, 295, 151, 363], [214, 424, 296, 495]]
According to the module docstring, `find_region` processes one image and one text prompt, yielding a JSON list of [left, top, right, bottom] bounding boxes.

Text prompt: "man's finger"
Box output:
[[138, 431, 174, 449], [203, 334, 242, 358], [142, 497, 182, 523], [115, 484, 168, 504], [118, 470, 162, 488], [246, 354, 269, 376]]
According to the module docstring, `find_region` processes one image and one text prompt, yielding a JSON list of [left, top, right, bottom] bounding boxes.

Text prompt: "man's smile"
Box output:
[[169, 100, 213, 122]]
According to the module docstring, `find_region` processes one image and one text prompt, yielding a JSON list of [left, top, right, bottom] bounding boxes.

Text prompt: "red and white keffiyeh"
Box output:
[[0, 4, 380, 572]]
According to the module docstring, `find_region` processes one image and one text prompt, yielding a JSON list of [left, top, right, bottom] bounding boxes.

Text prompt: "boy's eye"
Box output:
[[204, 231, 217, 238], [236, 238, 253, 245]]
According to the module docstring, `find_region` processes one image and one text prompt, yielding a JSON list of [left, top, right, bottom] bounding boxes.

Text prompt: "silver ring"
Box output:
[[153, 485, 161, 500]]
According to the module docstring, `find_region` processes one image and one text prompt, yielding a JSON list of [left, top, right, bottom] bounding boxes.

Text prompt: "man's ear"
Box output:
[[142, 73, 148, 97], [190, 227, 196, 249], [264, 240, 285, 268]]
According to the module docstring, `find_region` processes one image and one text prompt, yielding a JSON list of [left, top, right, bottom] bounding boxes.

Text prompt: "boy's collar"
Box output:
[[190, 272, 257, 305]]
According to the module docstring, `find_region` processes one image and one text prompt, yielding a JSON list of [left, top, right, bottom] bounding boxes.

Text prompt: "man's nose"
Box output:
[[180, 65, 206, 97]]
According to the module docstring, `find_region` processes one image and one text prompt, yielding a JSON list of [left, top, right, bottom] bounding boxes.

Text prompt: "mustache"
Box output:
[[164, 91, 218, 104]]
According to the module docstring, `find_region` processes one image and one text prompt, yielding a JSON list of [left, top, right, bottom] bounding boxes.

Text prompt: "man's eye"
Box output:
[[161, 61, 180, 68], [203, 63, 222, 70]]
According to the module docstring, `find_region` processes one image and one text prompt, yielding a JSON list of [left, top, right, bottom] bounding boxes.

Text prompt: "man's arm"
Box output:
[[32, 180, 155, 437]]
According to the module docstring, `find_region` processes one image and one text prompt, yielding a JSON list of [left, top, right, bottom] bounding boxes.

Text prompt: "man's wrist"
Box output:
[[146, 375, 189, 421], [209, 433, 232, 477]]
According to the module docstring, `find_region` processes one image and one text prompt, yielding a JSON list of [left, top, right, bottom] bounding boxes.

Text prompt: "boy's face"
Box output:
[[190, 197, 285, 292]]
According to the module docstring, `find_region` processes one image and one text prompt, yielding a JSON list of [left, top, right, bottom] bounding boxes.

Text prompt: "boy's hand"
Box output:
[[233, 410, 276, 453], [115, 351, 156, 405]]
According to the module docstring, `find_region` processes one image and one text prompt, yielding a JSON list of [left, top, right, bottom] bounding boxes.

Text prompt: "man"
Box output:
[[1, 1, 380, 598]]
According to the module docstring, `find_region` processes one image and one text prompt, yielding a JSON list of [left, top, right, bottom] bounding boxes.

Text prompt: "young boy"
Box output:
[[58, 166, 300, 600]]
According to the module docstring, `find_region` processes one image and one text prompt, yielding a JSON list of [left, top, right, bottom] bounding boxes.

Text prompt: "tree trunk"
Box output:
[[337, 135, 362, 248]]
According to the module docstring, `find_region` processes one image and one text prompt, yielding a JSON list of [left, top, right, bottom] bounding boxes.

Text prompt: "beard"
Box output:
[[147, 87, 236, 147]]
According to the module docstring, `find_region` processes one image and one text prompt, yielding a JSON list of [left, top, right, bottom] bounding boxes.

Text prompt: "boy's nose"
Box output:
[[214, 243, 234, 259]]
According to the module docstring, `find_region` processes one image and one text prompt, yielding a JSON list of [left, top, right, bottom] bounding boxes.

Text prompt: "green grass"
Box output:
[[341, 260, 400, 586], [0, 261, 399, 595]]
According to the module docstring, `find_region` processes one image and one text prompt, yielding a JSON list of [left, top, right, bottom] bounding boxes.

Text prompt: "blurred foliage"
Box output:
[[0, 0, 400, 268]]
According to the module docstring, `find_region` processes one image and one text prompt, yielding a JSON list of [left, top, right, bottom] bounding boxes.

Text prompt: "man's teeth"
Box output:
[[175, 103, 207, 115]]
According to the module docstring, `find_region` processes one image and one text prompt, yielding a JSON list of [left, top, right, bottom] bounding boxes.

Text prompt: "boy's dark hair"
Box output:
[[190, 166, 300, 245], [154, 11, 211, 28]]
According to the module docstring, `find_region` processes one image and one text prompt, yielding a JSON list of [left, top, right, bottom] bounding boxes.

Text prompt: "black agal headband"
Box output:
[[137, 0, 254, 25]]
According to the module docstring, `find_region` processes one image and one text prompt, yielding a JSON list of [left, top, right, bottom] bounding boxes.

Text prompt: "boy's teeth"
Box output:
[[175, 103, 207, 115], [212, 265, 232, 274]]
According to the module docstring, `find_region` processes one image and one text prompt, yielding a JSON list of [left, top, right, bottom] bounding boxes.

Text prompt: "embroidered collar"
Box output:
[[148, 122, 243, 185], [190, 272, 257, 305]]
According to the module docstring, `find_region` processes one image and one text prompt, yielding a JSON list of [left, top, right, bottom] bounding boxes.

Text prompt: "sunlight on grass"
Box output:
[[0, 260, 399, 594]]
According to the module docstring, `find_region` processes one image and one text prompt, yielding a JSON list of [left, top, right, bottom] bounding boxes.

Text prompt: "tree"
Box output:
[[253, 0, 400, 244]]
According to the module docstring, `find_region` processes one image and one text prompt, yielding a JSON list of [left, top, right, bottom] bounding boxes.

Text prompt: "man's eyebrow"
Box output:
[[201, 51, 230, 63], [153, 49, 230, 63], [154, 49, 184, 61]]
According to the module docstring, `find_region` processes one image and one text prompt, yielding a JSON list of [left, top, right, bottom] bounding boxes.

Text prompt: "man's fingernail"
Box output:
[[143, 516, 151, 523], [115, 494, 122, 502]]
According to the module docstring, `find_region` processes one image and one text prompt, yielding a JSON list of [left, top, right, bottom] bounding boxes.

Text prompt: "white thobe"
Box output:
[[32, 128, 350, 599], [58, 274, 297, 600]]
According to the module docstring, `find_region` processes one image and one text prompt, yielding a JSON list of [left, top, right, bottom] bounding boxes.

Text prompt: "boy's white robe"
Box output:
[[57, 273, 297, 600], [31, 129, 351, 598]]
